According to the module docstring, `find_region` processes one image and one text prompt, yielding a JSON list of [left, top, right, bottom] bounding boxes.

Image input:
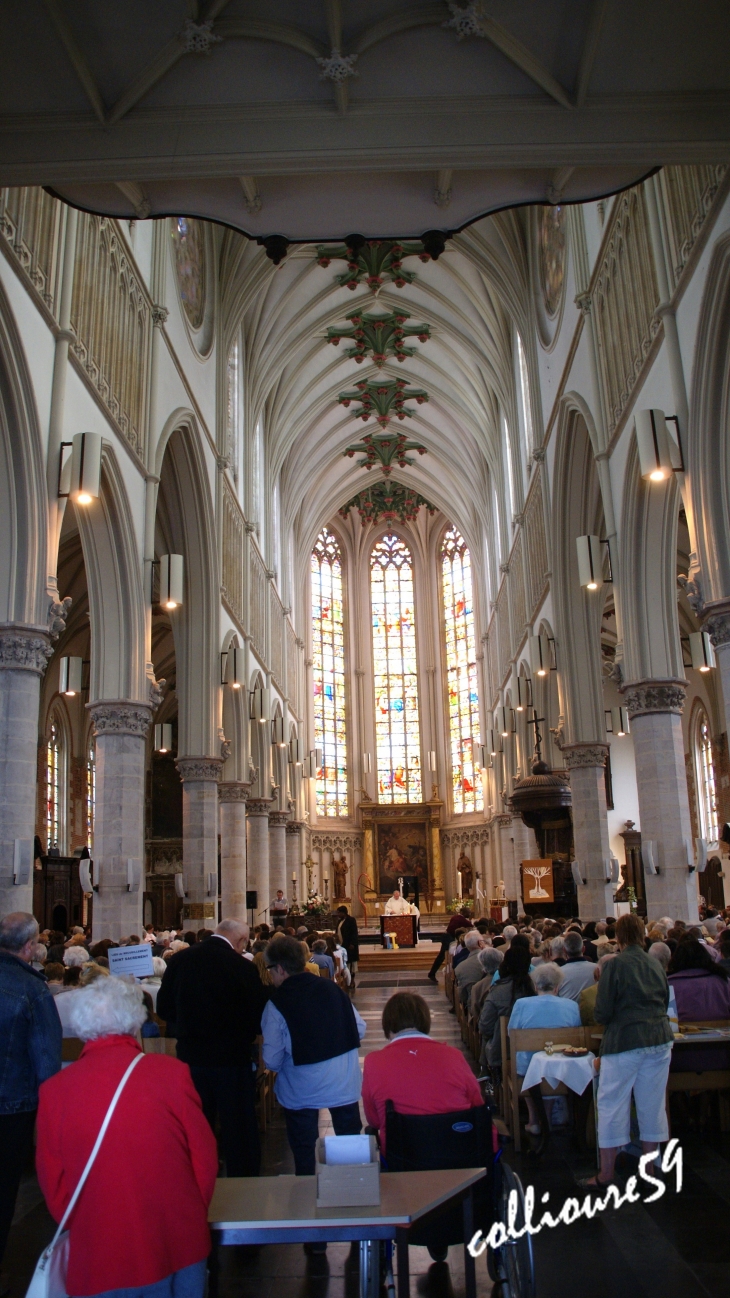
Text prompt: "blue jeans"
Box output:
[[283, 1101, 362, 1175], [73, 1259, 207, 1298]]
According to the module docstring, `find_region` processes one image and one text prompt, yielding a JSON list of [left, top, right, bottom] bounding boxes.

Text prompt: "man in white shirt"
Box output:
[[384, 889, 412, 915], [271, 890, 288, 920]]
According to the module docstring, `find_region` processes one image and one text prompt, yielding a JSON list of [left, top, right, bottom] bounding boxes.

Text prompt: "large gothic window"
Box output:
[[371, 533, 422, 803], [85, 739, 96, 849], [46, 715, 64, 852], [694, 707, 718, 843], [441, 527, 483, 814], [311, 527, 348, 816]]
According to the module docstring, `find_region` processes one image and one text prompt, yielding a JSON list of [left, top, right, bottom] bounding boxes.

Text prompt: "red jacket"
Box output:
[[362, 1034, 483, 1152], [36, 1036, 218, 1296]]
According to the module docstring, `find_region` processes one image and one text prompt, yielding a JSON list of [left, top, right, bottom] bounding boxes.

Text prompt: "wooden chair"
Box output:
[[318, 965, 331, 979], [504, 1023, 588, 1151], [142, 1037, 178, 1055], [666, 1018, 730, 1130]]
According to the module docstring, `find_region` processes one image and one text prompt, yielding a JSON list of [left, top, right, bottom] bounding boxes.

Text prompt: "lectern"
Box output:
[[380, 915, 418, 948]]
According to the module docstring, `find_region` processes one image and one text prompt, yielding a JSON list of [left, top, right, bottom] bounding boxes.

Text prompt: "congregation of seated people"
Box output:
[[2, 897, 730, 1296]]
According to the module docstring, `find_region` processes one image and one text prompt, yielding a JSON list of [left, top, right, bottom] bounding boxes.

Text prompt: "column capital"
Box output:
[[88, 700, 153, 737], [702, 599, 730, 647], [286, 820, 305, 834], [247, 797, 273, 816], [218, 780, 252, 803], [563, 742, 609, 769], [176, 755, 223, 782], [621, 678, 688, 717], [269, 810, 289, 827], [0, 624, 52, 674]]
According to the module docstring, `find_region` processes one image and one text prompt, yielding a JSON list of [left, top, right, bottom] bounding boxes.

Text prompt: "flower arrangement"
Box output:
[[446, 896, 474, 914], [625, 885, 638, 912], [303, 890, 327, 917]]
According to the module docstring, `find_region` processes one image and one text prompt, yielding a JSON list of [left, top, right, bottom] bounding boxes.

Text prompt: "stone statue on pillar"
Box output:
[[456, 849, 473, 897], [334, 853, 349, 901]]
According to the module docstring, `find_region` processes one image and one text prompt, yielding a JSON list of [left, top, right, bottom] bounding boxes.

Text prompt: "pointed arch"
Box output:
[[370, 530, 422, 803], [440, 523, 483, 814], [311, 524, 348, 817]]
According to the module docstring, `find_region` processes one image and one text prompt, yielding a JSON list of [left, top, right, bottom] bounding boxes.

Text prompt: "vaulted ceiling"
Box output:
[[3, 1, 729, 239]]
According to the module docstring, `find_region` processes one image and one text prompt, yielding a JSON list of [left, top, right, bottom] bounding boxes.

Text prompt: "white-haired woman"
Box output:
[[506, 961, 581, 1136], [36, 976, 218, 1298], [63, 945, 90, 968]]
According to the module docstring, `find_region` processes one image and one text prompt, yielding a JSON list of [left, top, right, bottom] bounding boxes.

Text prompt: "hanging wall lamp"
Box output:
[[605, 706, 630, 737], [486, 728, 497, 757], [362, 752, 372, 774], [509, 672, 531, 711], [528, 633, 551, 677], [428, 751, 437, 771], [154, 723, 173, 753], [59, 656, 83, 697], [271, 715, 286, 747], [250, 685, 271, 723], [58, 432, 102, 504], [289, 737, 305, 765], [576, 535, 612, 590], [495, 706, 514, 737], [159, 554, 184, 610], [635, 409, 684, 482], [221, 646, 244, 688], [688, 631, 715, 673]]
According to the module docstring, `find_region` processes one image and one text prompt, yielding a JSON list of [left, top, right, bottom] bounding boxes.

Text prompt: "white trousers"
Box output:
[[597, 1043, 672, 1148]]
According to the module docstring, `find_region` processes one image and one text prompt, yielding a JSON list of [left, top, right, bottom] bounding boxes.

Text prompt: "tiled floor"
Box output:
[[5, 973, 730, 1298]]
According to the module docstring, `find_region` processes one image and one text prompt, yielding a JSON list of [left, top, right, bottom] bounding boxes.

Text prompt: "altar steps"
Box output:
[[357, 947, 436, 972]]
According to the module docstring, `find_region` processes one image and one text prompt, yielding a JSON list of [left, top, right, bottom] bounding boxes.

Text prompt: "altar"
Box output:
[[380, 915, 418, 948], [359, 796, 445, 916]]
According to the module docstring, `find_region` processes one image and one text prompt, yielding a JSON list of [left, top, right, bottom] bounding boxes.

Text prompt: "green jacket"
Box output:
[[594, 943, 673, 1055]]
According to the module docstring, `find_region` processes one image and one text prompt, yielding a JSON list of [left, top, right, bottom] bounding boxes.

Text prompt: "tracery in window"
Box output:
[[695, 708, 719, 843], [311, 527, 348, 816], [441, 527, 483, 814], [46, 716, 63, 852], [371, 533, 421, 803], [85, 740, 95, 850]]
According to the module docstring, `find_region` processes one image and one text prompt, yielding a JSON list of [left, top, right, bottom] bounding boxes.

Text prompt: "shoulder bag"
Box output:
[[26, 1051, 144, 1298]]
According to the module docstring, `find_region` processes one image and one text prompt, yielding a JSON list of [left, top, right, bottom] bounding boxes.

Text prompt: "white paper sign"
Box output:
[[324, 1134, 372, 1165], [108, 945, 154, 979]]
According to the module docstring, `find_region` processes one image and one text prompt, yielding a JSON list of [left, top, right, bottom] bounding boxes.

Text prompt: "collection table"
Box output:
[[521, 1049, 597, 1096], [208, 1167, 485, 1298]]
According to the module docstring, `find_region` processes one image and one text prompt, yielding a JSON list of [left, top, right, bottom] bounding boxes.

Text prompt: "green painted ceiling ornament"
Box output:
[[316, 232, 447, 293], [326, 310, 431, 366], [339, 480, 436, 526], [343, 430, 428, 475], [339, 378, 429, 430]]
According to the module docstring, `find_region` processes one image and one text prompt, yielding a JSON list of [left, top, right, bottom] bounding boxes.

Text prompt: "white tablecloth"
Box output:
[[521, 1050, 596, 1095]]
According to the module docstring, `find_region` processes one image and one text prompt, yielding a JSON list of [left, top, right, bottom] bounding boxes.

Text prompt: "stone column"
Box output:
[[89, 701, 153, 941], [286, 820, 303, 906], [495, 815, 519, 902], [218, 781, 250, 921], [246, 798, 271, 924], [176, 757, 222, 933], [0, 627, 51, 917], [622, 680, 699, 922], [563, 744, 616, 921], [268, 811, 288, 907]]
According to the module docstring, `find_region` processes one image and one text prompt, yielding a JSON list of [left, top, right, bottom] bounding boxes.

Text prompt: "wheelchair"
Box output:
[[361, 1101, 535, 1298]]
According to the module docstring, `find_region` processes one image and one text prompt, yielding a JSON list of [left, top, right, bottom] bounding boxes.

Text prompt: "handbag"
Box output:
[[26, 1051, 144, 1298]]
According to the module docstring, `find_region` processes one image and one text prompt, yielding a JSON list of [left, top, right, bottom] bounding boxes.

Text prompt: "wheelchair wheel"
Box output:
[[488, 1162, 535, 1298], [359, 1239, 381, 1298]]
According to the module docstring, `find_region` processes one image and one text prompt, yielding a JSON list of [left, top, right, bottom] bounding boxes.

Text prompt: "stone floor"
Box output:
[[4, 972, 730, 1298]]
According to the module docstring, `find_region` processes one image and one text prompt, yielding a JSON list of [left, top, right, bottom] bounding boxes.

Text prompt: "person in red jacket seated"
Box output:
[[362, 991, 483, 1153], [36, 975, 218, 1298]]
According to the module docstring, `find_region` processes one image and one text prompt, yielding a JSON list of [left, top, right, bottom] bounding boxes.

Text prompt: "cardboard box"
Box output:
[[315, 1135, 381, 1207]]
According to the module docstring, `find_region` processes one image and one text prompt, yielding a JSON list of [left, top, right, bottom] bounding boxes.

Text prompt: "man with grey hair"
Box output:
[[157, 919, 266, 1177], [557, 930, 595, 1001], [455, 930, 487, 1005], [648, 941, 672, 972], [0, 912, 62, 1266]]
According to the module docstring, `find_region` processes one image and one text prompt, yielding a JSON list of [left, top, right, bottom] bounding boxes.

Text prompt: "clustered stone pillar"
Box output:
[[286, 821, 303, 906], [89, 701, 153, 941], [176, 756, 223, 933], [622, 679, 699, 922], [268, 811, 288, 909], [495, 814, 520, 903], [218, 781, 250, 921], [0, 626, 51, 917], [246, 798, 271, 926], [563, 744, 616, 921], [705, 603, 730, 743]]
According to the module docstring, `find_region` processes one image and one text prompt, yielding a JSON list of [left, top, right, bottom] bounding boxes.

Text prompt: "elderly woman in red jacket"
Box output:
[[36, 975, 218, 1298]]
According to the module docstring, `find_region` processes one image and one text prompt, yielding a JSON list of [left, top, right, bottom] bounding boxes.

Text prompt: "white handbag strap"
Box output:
[[48, 1052, 144, 1250]]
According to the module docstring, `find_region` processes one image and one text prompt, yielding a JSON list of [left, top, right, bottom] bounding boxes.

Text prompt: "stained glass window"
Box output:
[[46, 717, 62, 851], [695, 708, 718, 843], [371, 533, 421, 803], [441, 526, 483, 814], [85, 740, 95, 850], [311, 527, 348, 816]]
